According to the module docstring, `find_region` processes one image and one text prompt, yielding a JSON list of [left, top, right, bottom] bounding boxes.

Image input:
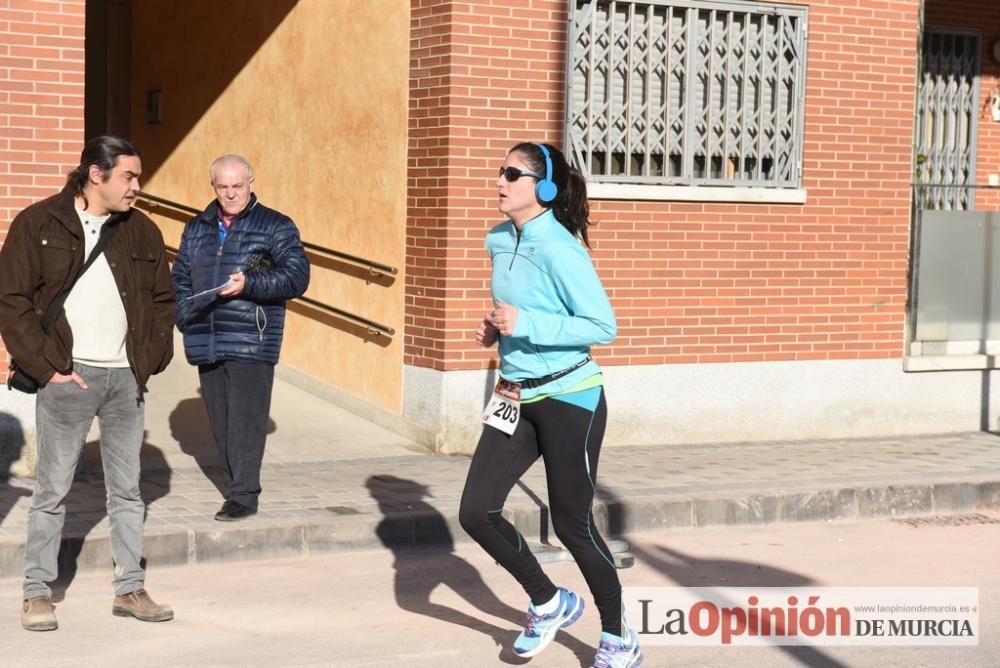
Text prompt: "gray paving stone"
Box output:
[[0, 540, 24, 579], [144, 530, 193, 568], [0, 431, 999, 577], [977, 481, 1000, 508], [193, 524, 306, 563], [692, 495, 780, 527], [857, 485, 934, 518], [304, 516, 387, 553], [930, 481, 981, 512], [778, 488, 857, 522]]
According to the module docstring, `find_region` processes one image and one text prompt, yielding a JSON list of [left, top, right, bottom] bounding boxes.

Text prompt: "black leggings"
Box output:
[[459, 387, 622, 636]]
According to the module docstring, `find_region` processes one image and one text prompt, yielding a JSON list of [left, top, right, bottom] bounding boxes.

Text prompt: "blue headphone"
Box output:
[[535, 144, 558, 204]]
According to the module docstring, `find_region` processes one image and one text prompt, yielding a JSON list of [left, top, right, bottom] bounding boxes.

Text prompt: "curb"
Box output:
[[1, 478, 997, 580]]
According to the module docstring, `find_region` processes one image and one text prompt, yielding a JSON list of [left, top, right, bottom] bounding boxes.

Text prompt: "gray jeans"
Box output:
[[24, 363, 146, 599]]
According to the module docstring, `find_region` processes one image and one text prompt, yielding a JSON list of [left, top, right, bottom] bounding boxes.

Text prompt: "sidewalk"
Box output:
[[1, 355, 999, 579]]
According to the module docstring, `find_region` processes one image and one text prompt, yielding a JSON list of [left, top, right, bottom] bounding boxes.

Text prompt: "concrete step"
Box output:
[[2, 470, 997, 580], [530, 539, 635, 568]]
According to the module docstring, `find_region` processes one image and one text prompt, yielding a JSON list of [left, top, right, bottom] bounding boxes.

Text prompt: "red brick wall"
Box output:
[[0, 0, 86, 375], [405, 0, 922, 371], [10, 1, 983, 377], [406, 0, 454, 370], [406, 0, 572, 371]]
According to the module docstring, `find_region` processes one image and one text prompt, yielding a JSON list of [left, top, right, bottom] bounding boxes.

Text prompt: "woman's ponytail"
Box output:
[[511, 142, 595, 247]]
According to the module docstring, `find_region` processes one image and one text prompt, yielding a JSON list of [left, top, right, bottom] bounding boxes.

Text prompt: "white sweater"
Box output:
[[63, 209, 129, 368]]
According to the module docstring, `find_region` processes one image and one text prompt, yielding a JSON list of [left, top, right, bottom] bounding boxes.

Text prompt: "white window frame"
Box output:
[[566, 0, 809, 203]]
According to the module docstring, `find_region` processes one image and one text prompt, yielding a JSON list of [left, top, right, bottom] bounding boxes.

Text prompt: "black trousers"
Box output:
[[459, 387, 622, 636], [198, 360, 275, 509]]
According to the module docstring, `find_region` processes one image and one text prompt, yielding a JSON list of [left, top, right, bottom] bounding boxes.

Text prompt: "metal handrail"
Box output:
[[138, 191, 201, 216], [162, 246, 394, 336], [139, 193, 396, 337], [136, 191, 399, 277], [297, 296, 395, 337]]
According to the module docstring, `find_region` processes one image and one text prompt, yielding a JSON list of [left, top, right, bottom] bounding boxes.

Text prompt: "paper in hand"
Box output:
[[183, 279, 235, 301]]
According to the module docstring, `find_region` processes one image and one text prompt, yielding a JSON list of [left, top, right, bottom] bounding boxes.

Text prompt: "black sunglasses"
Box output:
[[498, 166, 544, 182]]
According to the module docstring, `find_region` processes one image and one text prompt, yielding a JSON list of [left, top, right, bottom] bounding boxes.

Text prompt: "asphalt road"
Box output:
[[1, 513, 996, 667]]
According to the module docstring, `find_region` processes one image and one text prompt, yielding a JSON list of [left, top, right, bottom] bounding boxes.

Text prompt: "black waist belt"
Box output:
[[519, 356, 592, 390]]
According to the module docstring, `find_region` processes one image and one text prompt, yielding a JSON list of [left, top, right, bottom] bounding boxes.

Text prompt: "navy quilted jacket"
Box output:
[[171, 194, 309, 365]]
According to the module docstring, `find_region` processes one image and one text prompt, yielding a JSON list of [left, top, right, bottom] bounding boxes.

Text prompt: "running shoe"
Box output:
[[591, 625, 643, 667], [512, 588, 585, 658]]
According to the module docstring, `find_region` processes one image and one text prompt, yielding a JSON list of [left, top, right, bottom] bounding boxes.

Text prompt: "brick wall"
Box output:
[[406, 0, 572, 371], [0, 0, 86, 376], [406, 0, 454, 370], [6, 1, 991, 379], [405, 0, 922, 372]]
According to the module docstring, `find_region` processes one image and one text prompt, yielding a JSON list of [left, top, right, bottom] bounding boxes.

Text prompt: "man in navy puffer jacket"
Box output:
[[171, 154, 309, 521]]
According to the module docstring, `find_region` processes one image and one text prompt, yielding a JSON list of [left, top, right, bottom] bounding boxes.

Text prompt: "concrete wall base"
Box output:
[[397, 358, 1000, 454], [15, 358, 986, 466]]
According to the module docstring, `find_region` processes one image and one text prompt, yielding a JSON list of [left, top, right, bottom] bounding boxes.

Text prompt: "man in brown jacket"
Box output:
[[0, 136, 176, 631]]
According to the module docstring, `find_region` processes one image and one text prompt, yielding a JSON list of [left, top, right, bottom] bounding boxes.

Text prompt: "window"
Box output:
[[566, 0, 808, 190], [913, 28, 980, 212]]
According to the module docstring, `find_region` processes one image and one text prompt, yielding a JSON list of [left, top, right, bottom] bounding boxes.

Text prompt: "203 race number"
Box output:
[[492, 401, 518, 423], [481, 379, 522, 435]]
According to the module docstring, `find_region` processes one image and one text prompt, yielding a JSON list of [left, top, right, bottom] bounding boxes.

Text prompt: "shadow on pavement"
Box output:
[[365, 474, 594, 666], [168, 392, 276, 498], [51, 438, 171, 602], [168, 394, 225, 495], [0, 412, 33, 526], [598, 486, 848, 668]]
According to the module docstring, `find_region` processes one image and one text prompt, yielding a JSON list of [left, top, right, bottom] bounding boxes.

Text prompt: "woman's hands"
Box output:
[[476, 299, 519, 347], [475, 317, 498, 347]]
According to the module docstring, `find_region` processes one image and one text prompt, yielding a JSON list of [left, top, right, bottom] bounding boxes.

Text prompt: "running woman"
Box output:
[[459, 142, 642, 668]]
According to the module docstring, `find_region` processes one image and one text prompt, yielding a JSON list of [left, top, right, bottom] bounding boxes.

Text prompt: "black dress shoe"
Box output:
[[214, 500, 257, 522]]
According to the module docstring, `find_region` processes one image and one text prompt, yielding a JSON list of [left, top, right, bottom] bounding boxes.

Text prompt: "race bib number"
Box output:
[[481, 379, 521, 435]]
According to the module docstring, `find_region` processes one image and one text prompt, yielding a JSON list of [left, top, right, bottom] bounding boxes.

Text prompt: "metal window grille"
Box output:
[[566, 0, 808, 188], [914, 28, 980, 211]]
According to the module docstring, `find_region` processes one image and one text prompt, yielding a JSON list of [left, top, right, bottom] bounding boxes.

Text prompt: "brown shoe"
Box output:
[[22, 596, 58, 631], [112, 589, 174, 622]]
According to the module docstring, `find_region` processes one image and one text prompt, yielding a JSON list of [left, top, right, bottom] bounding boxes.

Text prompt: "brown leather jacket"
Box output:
[[0, 186, 176, 390]]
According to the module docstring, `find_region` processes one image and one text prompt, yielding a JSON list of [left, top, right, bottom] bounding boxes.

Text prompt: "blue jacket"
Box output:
[[171, 194, 309, 365], [487, 209, 616, 400]]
